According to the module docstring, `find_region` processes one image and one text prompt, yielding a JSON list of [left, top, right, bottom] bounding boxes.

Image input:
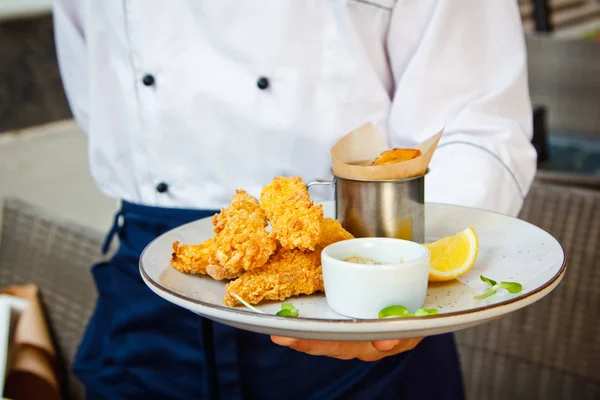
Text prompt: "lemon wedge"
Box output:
[[424, 227, 479, 282]]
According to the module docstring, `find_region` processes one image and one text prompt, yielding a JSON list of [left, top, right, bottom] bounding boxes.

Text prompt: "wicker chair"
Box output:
[[0, 180, 599, 399], [0, 198, 104, 400], [456, 181, 600, 399]]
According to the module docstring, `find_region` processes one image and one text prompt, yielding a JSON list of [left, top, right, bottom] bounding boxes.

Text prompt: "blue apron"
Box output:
[[73, 201, 465, 399]]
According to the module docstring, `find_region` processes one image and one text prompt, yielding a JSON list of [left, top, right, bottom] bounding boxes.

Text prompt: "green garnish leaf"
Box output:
[[276, 309, 295, 317], [379, 306, 438, 319], [276, 303, 299, 318], [413, 308, 439, 316], [474, 277, 523, 300], [498, 282, 523, 294], [378, 305, 409, 319], [230, 293, 266, 314], [473, 288, 497, 301], [480, 275, 497, 287]]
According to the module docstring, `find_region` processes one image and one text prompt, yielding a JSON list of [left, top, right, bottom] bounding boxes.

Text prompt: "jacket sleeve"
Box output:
[[53, 0, 89, 134], [386, 0, 537, 217]]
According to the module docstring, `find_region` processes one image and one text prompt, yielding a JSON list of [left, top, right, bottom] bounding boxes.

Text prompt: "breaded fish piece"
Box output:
[[372, 148, 421, 166], [318, 217, 354, 245], [205, 264, 244, 281], [209, 189, 277, 276], [224, 218, 353, 306], [170, 239, 213, 274], [223, 248, 323, 307], [260, 176, 324, 251]]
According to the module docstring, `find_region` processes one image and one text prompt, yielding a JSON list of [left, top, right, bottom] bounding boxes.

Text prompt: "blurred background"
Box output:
[[0, 1, 598, 399]]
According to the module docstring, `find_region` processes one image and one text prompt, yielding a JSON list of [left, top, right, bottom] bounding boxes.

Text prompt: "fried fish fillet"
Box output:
[[208, 189, 277, 280], [170, 239, 213, 274], [372, 148, 421, 166], [260, 176, 324, 251], [223, 218, 353, 306], [318, 217, 354, 245], [223, 248, 322, 306], [205, 264, 245, 281]]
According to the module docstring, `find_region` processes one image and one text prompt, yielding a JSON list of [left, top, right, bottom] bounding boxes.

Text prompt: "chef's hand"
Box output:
[[270, 336, 422, 362]]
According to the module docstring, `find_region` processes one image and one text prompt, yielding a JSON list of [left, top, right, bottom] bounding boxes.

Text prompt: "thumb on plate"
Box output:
[[371, 340, 400, 352]]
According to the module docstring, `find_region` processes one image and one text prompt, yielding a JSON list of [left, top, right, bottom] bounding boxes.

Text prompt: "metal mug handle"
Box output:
[[306, 179, 335, 190]]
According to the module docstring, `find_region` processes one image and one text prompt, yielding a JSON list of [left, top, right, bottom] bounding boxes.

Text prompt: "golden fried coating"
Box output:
[[209, 189, 277, 274], [206, 264, 243, 281], [372, 148, 421, 166], [224, 218, 353, 306], [223, 248, 323, 306], [260, 176, 324, 251], [318, 217, 354, 247], [170, 239, 213, 274], [168, 176, 354, 308]]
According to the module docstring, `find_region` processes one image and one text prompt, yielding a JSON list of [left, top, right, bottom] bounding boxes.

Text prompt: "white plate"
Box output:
[[139, 202, 566, 341]]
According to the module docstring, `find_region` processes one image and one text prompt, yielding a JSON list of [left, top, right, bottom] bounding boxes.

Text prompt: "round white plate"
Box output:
[[140, 202, 566, 341]]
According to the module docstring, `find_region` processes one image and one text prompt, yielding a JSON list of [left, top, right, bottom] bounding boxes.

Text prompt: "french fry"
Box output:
[[372, 148, 422, 166]]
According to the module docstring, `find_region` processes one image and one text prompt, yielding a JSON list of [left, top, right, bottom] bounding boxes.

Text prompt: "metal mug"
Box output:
[[307, 170, 427, 243]]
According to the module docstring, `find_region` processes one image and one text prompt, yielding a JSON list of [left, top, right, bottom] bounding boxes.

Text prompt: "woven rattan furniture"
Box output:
[[457, 182, 600, 399], [0, 179, 598, 399], [0, 198, 104, 400]]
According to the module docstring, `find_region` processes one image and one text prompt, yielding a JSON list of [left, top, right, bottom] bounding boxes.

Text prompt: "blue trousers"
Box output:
[[73, 201, 466, 399]]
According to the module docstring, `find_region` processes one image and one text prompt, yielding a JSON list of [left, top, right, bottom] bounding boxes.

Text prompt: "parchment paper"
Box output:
[[331, 122, 444, 180]]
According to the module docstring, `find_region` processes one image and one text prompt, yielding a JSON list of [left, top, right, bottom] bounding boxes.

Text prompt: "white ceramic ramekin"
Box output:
[[321, 238, 430, 319]]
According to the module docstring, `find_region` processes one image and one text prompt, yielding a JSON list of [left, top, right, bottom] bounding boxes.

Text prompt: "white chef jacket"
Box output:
[[53, 0, 537, 218]]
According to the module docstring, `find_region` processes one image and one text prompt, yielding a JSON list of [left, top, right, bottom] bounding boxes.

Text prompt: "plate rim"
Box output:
[[139, 202, 567, 324], [141, 268, 565, 335]]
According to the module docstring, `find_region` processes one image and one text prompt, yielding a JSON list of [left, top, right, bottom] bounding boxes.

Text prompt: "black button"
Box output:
[[257, 77, 269, 90], [156, 182, 168, 193], [142, 74, 155, 86]]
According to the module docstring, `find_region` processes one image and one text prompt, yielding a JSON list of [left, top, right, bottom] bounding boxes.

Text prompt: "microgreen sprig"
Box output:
[[230, 293, 265, 314], [231, 294, 300, 318], [378, 305, 439, 319], [473, 275, 523, 300], [276, 303, 299, 318], [413, 308, 439, 317]]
